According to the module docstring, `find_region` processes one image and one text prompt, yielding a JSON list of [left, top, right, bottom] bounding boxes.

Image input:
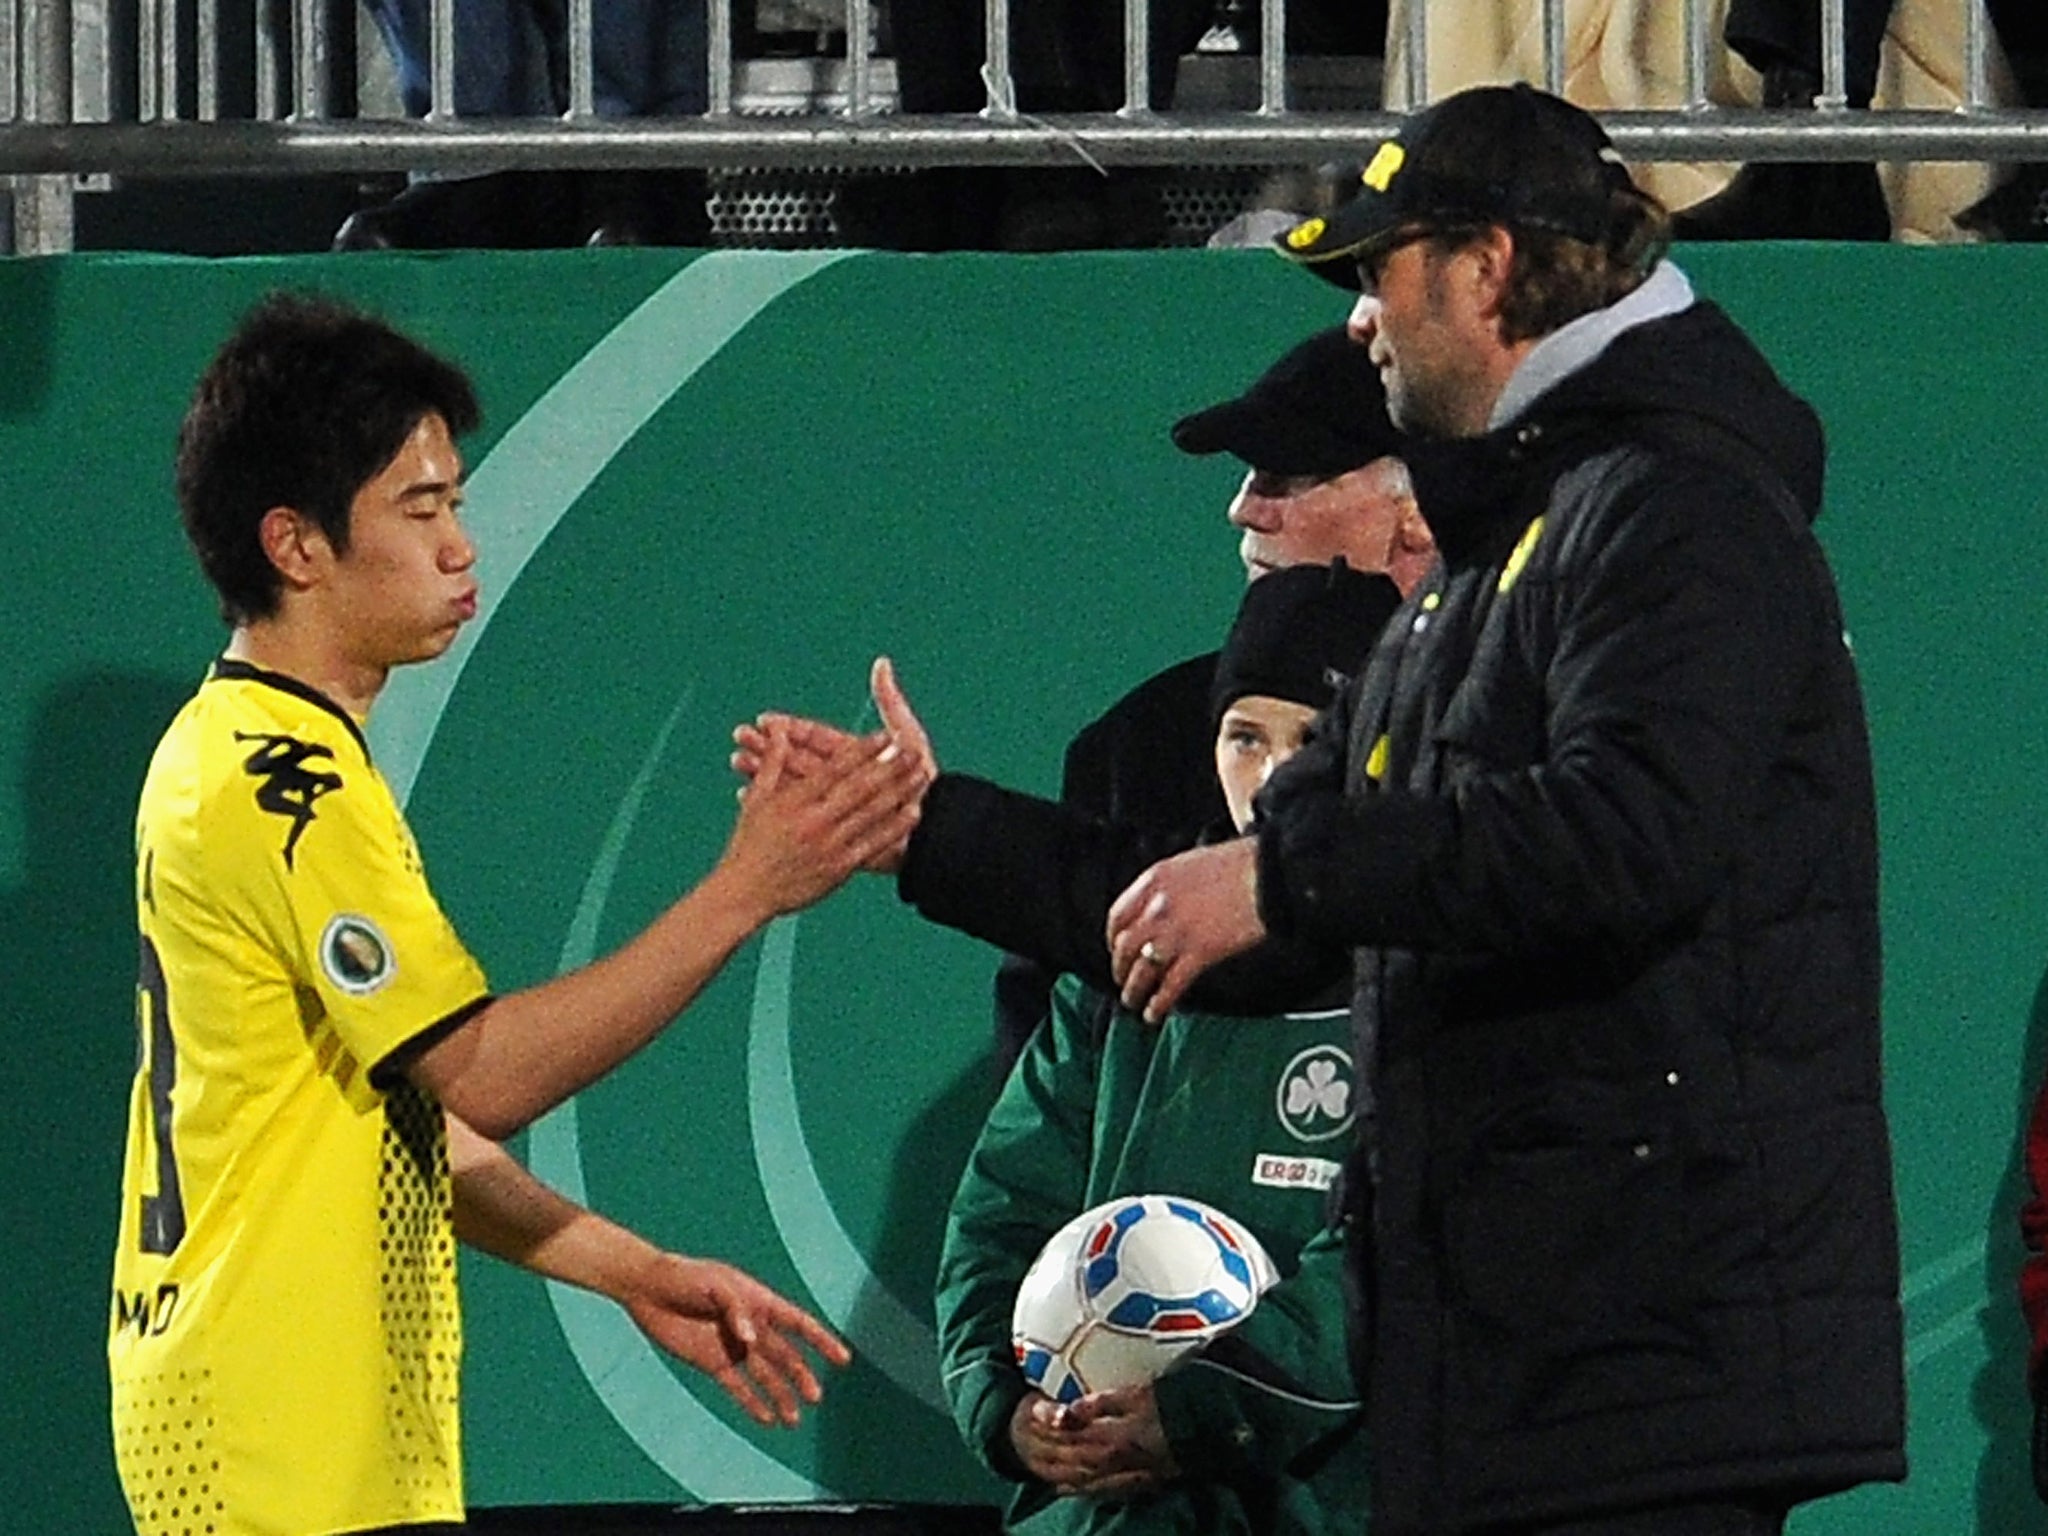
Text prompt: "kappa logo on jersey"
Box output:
[[1275, 1044, 1355, 1143], [235, 731, 343, 868], [321, 913, 396, 995]]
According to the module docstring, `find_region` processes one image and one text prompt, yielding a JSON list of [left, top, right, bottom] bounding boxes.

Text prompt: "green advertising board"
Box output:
[[3, 244, 2045, 1533]]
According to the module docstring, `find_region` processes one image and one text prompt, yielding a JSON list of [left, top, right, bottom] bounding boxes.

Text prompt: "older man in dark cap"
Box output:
[[1108, 82, 1906, 1536], [957, 325, 1427, 1063]]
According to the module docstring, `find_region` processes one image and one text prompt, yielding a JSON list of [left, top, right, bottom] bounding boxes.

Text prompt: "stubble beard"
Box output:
[[1383, 256, 1491, 441], [1386, 365, 1465, 442]]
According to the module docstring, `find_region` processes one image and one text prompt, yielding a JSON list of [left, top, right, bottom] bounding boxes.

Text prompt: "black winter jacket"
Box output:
[[1254, 298, 1906, 1532], [989, 651, 1226, 1069], [900, 579, 1399, 1018]]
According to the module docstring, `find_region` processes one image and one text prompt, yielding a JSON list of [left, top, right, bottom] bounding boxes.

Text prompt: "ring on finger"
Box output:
[[1139, 940, 1172, 966]]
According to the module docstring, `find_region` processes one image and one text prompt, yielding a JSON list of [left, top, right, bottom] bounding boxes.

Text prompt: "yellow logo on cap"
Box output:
[[1285, 216, 1327, 250], [1362, 141, 1406, 192]]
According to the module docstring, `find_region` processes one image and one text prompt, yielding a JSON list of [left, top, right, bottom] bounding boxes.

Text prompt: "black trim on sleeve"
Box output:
[[209, 656, 373, 761], [369, 994, 494, 1093]]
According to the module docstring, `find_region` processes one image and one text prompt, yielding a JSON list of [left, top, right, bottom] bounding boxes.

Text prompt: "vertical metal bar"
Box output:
[[160, 0, 181, 120], [1542, 0, 1565, 97], [847, 0, 872, 116], [707, 0, 732, 115], [428, 0, 454, 118], [256, 0, 281, 119], [71, 0, 109, 123], [1964, 0, 1989, 113], [17, 0, 75, 254], [12, 176, 76, 254], [294, 0, 330, 119], [1, 0, 16, 121], [23, 0, 72, 123], [566, 0, 594, 117], [1403, 0, 1426, 108], [198, 0, 219, 119], [137, 0, 160, 118], [1817, 0, 1847, 110], [1682, 0, 1708, 110], [983, 0, 1014, 117], [1119, 0, 1148, 114], [1258, 0, 1285, 114]]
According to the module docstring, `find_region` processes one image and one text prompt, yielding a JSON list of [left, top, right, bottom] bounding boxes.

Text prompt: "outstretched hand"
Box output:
[[619, 1252, 853, 1427], [731, 713, 862, 786], [867, 655, 935, 782], [729, 657, 937, 874], [1106, 838, 1269, 1023], [716, 718, 924, 918]]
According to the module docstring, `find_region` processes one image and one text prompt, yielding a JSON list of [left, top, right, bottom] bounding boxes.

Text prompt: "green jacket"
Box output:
[[936, 974, 1368, 1536]]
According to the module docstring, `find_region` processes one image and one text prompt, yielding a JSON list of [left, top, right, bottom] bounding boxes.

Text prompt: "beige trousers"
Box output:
[[1382, 0, 2017, 241]]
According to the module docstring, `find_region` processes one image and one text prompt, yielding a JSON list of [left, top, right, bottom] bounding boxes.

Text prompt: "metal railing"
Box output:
[[3, 0, 2043, 254]]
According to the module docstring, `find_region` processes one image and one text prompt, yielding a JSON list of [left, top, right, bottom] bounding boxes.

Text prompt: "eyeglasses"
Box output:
[[1354, 227, 1436, 295]]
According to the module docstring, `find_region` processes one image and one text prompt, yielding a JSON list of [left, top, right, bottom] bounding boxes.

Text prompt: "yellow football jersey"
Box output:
[[111, 659, 491, 1536]]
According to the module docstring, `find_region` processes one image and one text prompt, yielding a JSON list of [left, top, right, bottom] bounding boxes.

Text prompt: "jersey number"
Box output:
[[136, 934, 187, 1254]]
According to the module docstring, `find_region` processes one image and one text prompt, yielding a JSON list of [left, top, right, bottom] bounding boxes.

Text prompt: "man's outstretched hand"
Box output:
[[730, 656, 936, 874]]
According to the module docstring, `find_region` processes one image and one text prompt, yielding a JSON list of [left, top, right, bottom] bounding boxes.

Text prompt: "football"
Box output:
[[1010, 1194, 1276, 1403]]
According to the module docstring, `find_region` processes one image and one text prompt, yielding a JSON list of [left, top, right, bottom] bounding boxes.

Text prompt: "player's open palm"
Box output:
[[721, 721, 925, 913], [621, 1253, 852, 1427]]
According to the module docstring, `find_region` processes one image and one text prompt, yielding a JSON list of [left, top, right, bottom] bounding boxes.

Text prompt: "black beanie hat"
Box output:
[[1209, 560, 1399, 726]]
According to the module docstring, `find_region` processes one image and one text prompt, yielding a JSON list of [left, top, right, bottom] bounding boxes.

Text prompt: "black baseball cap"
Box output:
[[1171, 326, 1402, 479], [1276, 83, 1640, 290]]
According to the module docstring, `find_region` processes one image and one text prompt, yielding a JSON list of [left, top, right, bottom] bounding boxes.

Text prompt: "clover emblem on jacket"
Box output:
[[1278, 1047, 1356, 1142]]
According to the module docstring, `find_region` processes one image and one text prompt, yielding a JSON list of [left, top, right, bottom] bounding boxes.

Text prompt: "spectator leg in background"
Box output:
[[582, 0, 713, 246], [1956, 0, 2048, 239], [989, 0, 1213, 250], [842, 0, 1207, 250], [836, 0, 1009, 249], [1673, 0, 1893, 240], [338, 0, 584, 248]]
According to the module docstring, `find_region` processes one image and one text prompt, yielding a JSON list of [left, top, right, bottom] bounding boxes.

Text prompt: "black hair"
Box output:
[[174, 291, 482, 625]]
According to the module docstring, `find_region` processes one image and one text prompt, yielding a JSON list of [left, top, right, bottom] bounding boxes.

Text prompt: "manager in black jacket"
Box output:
[[1109, 84, 1906, 1536]]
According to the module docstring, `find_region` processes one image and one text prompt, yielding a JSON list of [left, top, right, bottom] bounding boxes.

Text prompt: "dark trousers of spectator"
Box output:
[[1724, 0, 1894, 106], [362, 0, 707, 117], [1484, 1501, 1787, 1536], [844, 0, 1206, 249], [341, 0, 710, 246]]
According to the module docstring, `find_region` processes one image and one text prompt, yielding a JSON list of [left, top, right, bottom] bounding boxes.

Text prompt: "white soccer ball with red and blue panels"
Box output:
[[1010, 1194, 1275, 1404]]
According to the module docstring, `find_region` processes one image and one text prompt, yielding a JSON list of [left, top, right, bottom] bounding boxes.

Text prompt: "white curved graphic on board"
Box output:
[[376, 250, 852, 809], [526, 689, 816, 1499], [746, 920, 950, 1415]]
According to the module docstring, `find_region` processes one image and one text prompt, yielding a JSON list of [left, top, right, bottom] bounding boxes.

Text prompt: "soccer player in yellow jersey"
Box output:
[[110, 293, 926, 1536]]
